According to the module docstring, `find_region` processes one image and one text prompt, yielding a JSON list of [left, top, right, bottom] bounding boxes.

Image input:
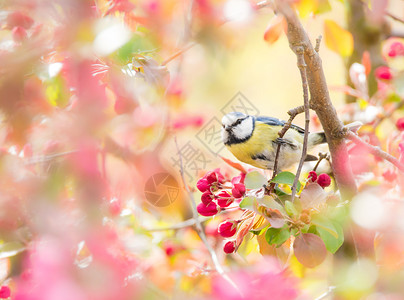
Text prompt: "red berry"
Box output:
[[307, 171, 317, 182], [317, 173, 331, 188], [223, 240, 236, 254], [218, 221, 237, 237], [197, 202, 220, 217]]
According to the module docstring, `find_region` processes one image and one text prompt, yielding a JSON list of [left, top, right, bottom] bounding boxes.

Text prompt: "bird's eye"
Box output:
[[234, 119, 241, 125]]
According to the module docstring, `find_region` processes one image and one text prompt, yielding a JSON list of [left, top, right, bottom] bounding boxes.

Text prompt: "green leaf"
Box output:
[[259, 196, 286, 214], [317, 221, 344, 253], [311, 214, 338, 238], [386, 92, 402, 103], [239, 196, 256, 209], [245, 171, 268, 189], [0, 241, 26, 259], [271, 172, 301, 192], [265, 226, 290, 246], [285, 201, 298, 216]]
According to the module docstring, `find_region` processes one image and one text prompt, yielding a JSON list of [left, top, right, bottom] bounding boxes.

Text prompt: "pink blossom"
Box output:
[[388, 41, 404, 57]]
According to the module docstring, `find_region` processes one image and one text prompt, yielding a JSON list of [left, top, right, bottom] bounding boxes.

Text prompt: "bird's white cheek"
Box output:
[[221, 129, 228, 143]]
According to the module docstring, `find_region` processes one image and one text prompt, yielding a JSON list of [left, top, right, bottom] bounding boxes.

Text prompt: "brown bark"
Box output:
[[274, 0, 357, 199]]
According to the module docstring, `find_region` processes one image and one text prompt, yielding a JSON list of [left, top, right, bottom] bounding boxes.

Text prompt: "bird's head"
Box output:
[[221, 112, 254, 145]]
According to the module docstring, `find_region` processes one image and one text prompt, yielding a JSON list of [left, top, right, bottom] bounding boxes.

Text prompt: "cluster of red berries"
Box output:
[[307, 171, 331, 188], [196, 169, 246, 217], [196, 169, 248, 254]]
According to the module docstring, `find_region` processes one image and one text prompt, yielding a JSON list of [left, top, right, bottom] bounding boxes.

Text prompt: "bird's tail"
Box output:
[[308, 121, 363, 146]]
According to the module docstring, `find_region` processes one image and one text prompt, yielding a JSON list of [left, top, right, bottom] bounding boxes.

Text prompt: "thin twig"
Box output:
[[174, 138, 224, 273], [267, 106, 305, 194], [386, 11, 404, 24], [314, 286, 336, 300], [161, 42, 196, 66], [346, 131, 404, 172], [24, 150, 78, 165], [291, 47, 310, 202], [315, 35, 322, 53], [373, 100, 404, 128], [174, 138, 241, 294], [312, 152, 329, 172]]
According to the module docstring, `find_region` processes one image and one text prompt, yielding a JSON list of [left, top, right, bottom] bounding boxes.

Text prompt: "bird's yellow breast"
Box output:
[[225, 122, 304, 169]]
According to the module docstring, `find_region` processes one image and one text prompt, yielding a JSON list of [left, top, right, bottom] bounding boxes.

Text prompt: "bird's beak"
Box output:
[[223, 125, 230, 131]]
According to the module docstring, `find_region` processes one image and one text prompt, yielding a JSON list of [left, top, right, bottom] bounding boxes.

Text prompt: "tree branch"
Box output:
[[291, 47, 310, 202], [346, 131, 404, 172], [274, 0, 357, 199], [267, 105, 304, 194]]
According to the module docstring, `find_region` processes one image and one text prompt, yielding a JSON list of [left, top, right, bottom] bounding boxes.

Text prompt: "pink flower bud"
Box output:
[[231, 173, 246, 185], [375, 66, 393, 80], [201, 191, 214, 205], [382, 169, 397, 182], [232, 183, 246, 198], [223, 240, 236, 254], [218, 220, 237, 237], [213, 168, 225, 183], [307, 171, 317, 182], [196, 178, 209, 192], [217, 198, 234, 208], [205, 171, 218, 184], [388, 41, 404, 57], [317, 173, 331, 188], [12, 26, 27, 42], [396, 117, 404, 131], [7, 11, 34, 29], [197, 202, 220, 217], [0, 286, 10, 299]]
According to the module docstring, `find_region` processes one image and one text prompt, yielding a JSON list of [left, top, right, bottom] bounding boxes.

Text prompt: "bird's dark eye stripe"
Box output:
[[234, 118, 246, 125]]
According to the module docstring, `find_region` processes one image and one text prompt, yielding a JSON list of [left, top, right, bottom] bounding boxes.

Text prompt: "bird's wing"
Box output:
[[256, 116, 306, 135], [274, 137, 298, 149], [255, 116, 284, 126]]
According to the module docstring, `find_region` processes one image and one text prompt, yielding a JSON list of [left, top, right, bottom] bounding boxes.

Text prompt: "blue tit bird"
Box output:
[[221, 111, 327, 171]]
